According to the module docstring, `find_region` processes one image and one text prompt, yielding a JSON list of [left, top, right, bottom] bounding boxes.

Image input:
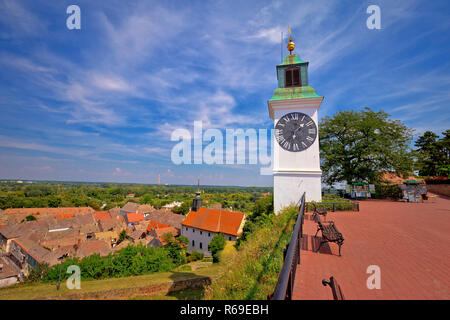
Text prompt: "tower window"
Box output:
[[285, 67, 301, 87]]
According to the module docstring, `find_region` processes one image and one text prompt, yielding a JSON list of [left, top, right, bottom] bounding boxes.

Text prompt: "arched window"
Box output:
[[285, 67, 301, 87]]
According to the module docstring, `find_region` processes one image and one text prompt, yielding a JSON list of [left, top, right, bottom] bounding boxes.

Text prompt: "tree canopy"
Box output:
[[414, 130, 450, 176], [319, 107, 413, 185]]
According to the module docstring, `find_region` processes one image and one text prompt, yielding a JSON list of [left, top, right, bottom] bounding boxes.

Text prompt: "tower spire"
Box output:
[[287, 26, 295, 55], [192, 179, 202, 211]]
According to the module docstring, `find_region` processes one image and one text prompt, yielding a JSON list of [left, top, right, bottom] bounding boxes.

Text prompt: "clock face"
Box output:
[[275, 112, 317, 152]]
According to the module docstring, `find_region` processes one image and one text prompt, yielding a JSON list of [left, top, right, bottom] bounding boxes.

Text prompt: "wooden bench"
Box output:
[[314, 219, 344, 257], [322, 276, 345, 300], [311, 202, 327, 221]]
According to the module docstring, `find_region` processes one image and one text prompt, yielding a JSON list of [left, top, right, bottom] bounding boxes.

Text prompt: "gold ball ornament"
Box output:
[[287, 41, 295, 53]]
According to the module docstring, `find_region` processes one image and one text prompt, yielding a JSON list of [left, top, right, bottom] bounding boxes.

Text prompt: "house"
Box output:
[[120, 202, 139, 216], [0, 255, 21, 287], [126, 194, 135, 198], [145, 210, 185, 232], [147, 234, 186, 249], [129, 229, 147, 243], [125, 212, 144, 226], [75, 240, 111, 258], [181, 193, 246, 255], [146, 221, 171, 233], [94, 211, 111, 221], [148, 226, 179, 239], [9, 237, 52, 272], [3, 207, 95, 222], [0, 220, 47, 252], [95, 230, 119, 246]]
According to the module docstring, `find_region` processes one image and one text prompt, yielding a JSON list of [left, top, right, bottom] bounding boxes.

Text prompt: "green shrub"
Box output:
[[208, 233, 226, 263], [29, 244, 178, 282], [177, 265, 192, 272], [373, 184, 402, 199], [186, 250, 204, 263], [206, 206, 298, 300]]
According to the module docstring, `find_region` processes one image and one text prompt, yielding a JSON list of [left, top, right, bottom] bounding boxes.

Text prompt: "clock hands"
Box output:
[[292, 123, 304, 139]]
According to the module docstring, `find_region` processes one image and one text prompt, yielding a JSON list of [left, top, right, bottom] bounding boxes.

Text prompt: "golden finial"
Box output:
[[287, 26, 295, 55]]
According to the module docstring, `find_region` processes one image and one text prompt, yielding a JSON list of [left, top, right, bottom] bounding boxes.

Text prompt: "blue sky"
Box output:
[[0, 0, 449, 187]]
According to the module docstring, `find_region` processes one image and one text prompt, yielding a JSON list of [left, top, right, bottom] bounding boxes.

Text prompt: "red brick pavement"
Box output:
[[292, 194, 450, 300]]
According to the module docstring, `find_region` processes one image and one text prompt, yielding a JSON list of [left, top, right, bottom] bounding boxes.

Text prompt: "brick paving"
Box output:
[[292, 194, 450, 300]]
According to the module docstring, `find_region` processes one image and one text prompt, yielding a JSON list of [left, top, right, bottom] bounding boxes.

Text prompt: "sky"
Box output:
[[0, 0, 449, 187]]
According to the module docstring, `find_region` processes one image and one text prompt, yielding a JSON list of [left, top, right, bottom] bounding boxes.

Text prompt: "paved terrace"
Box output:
[[293, 194, 450, 300]]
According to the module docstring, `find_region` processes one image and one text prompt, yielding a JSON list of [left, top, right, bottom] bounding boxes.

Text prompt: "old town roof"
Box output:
[[182, 208, 245, 236]]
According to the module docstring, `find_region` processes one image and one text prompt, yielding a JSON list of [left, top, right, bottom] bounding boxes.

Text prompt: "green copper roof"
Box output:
[[279, 54, 304, 66], [269, 85, 322, 101]]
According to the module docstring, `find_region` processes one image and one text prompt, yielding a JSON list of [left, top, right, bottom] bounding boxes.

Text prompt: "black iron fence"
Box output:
[[268, 192, 306, 300]]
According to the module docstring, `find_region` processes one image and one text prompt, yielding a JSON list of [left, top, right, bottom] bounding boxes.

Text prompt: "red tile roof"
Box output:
[[146, 221, 170, 232], [126, 211, 144, 223], [182, 208, 245, 236], [4, 207, 95, 216], [153, 226, 179, 238], [57, 213, 74, 219], [94, 211, 111, 221]]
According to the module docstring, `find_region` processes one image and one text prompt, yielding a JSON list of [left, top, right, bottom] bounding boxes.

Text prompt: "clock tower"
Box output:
[[268, 32, 323, 213]]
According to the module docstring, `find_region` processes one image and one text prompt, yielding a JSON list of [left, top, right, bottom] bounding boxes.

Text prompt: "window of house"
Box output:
[[193, 229, 195, 233], [200, 231, 202, 235], [200, 242, 202, 249], [229, 236, 232, 241], [285, 67, 301, 87], [208, 232, 211, 237], [192, 240, 195, 247]]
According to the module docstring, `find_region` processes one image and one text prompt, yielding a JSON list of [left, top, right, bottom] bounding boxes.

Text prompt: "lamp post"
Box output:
[[56, 253, 68, 291]]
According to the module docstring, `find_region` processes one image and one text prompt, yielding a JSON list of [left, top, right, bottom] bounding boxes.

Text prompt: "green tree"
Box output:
[[415, 130, 450, 176], [320, 107, 413, 185], [208, 233, 226, 263], [172, 201, 191, 215]]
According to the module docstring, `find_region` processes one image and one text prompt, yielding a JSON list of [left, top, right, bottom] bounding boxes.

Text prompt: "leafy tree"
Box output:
[[209, 233, 226, 263], [161, 232, 186, 266], [117, 230, 130, 244], [172, 201, 191, 215], [414, 130, 450, 176], [320, 107, 413, 185]]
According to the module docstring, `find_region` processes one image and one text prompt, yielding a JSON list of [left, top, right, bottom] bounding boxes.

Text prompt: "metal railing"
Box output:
[[268, 192, 306, 300]]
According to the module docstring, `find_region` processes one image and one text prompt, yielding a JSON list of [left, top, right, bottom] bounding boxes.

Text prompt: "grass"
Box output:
[[0, 262, 223, 300], [204, 206, 298, 300], [129, 287, 205, 300]]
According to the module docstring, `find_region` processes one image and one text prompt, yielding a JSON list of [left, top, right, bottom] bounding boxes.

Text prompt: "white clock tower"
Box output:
[[268, 34, 323, 213]]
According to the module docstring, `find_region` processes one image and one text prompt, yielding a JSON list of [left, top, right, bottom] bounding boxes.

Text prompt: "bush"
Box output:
[[29, 244, 178, 282], [208, 233, 226, 263], [424, 176, 449, 185], [373, 184, 402, 199], [206, 206, 298, 300], [186, 250, 204, 263]]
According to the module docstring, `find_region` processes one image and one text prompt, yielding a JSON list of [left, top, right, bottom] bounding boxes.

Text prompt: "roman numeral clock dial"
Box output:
[[275, 112, 317, 152]]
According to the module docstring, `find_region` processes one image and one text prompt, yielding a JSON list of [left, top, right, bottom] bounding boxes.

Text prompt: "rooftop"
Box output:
[[182, 207, 245, 236], [292, 193, 450, 299]]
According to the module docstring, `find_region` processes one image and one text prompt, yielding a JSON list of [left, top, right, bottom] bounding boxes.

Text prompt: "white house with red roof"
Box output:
[[181, 190, 246, 255]]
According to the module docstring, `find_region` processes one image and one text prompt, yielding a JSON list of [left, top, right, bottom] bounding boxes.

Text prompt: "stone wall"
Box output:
[[44, 275, 214, 300], [426, 184, 450, 197]]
